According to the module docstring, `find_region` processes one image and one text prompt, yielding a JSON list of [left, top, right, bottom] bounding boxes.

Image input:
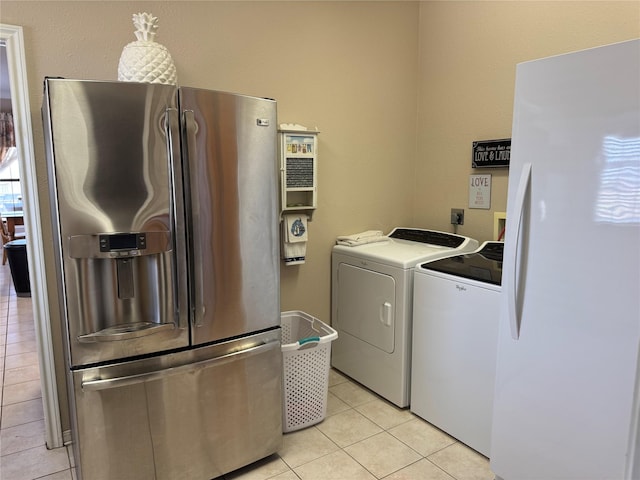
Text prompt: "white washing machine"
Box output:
[[331, 228, 479, 407], [410, 241, 503, 457]]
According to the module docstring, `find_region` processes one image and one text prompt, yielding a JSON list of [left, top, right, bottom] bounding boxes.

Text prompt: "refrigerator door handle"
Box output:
[[81, 338, 280, 391], [166, 107, 189, 331], [181, 109, 205, 327], [508, 162, 532, 340]]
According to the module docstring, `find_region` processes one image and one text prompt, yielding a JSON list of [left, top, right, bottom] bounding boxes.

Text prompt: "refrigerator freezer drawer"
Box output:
[[70, 329, 282, 480]]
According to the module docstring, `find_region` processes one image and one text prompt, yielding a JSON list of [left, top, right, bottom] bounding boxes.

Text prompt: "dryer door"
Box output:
[[336, 263, 395, 353]]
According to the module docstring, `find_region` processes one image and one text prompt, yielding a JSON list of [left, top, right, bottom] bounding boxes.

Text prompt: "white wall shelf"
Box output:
[[279, 125, 319, 220]]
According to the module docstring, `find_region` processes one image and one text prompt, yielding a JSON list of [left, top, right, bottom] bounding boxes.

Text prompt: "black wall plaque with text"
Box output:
[[472, 139, 511, 168]]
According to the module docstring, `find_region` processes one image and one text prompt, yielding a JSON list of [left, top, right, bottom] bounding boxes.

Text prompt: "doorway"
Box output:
[[0, 24, 63, 449]]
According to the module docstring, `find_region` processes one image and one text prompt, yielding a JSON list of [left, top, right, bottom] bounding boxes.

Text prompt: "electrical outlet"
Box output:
[[451, 208, 464, 225]]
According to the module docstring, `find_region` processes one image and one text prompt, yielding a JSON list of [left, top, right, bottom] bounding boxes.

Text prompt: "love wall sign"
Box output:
[[472, 139, 511, 168], [469, 174, 491, 209]]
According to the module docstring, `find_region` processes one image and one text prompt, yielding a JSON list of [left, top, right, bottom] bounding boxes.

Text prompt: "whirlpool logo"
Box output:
[[455, 284, 467, 292]]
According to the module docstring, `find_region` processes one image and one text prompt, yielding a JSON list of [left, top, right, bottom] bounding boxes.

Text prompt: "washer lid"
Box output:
[[332, 228, 479, 268], [418, 241, 504, 285], [388, 228, 469, 248]]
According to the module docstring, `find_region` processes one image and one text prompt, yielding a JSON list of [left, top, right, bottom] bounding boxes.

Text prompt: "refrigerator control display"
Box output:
[[99, 233, 146, 252]]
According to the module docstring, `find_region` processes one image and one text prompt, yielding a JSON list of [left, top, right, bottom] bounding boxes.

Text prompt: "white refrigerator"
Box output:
[[490, 39, 640, 479]]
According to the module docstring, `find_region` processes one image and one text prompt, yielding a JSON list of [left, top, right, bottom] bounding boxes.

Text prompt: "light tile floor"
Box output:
[[0, 264, 76, 480], [222, 368, 494, 480], [0, 262, 494, 479]]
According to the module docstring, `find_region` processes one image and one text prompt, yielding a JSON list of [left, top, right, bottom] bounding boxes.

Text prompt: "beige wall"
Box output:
[[416, 1, 640, 242]]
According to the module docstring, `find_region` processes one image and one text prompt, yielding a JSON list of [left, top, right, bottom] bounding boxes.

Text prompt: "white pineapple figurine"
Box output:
[[118, 12, 177, 84]]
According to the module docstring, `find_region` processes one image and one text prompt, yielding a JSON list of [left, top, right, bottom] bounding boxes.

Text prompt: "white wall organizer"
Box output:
[[278, 124, 319, 220]]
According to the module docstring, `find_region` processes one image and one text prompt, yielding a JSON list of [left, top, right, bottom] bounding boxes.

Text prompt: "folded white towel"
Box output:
[[283, 241, 306, 265], [336, 230, 387, 247], [336, 230, 384, 242]]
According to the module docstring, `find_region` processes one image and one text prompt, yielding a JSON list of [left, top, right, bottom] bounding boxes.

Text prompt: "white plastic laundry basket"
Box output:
[[281, 311, 338, 433]]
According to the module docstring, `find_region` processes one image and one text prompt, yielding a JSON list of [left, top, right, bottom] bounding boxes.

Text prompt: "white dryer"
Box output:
[[331, 228, 478, 407]]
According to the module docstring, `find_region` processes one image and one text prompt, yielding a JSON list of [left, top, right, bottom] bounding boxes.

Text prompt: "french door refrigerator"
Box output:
[[42, 78, 282, 480], [490, 39, 640, 479]]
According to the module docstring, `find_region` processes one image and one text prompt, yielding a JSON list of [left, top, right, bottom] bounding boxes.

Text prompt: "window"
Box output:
[[0, 146, 22, 214]]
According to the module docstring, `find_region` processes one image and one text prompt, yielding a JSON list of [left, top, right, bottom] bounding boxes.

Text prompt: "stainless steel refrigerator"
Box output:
[[490, 39, 640, 478], [42, 78, 282, 480]]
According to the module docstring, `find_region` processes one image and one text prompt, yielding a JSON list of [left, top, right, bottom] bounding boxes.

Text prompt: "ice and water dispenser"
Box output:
[[66, 230, 176, 345]]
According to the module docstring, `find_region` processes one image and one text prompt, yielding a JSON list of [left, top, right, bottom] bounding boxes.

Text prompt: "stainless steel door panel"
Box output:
[[72, 380, 157, 480], [149, 339, 282, 479], [43, 79, 189, 366], [180, 89, 280, 345], [46, 80, 176, 234], [71, 330, 282, 480]]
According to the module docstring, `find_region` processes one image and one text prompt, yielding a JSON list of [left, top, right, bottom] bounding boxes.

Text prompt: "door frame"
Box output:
[[1, 23, 63, 448]]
